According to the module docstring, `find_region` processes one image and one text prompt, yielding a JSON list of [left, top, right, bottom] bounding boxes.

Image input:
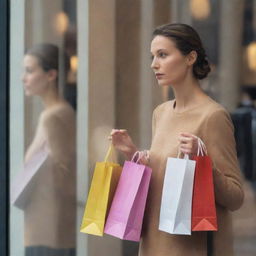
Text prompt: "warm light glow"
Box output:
[[54, 12, 69, 35], [190, 0, 211, 20], [247, 42, 256, 71], [70, 55, 78, 72]]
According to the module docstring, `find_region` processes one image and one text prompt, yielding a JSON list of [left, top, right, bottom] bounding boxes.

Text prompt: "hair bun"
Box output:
[[193, 53, 211, 80]]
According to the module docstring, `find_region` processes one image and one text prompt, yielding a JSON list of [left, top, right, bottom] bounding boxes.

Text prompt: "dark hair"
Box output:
[[153, 23, 211, 80], [26, 43, 59, 73]]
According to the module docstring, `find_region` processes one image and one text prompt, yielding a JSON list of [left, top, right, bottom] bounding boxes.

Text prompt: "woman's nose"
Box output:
[[151, 57, 159, 70]]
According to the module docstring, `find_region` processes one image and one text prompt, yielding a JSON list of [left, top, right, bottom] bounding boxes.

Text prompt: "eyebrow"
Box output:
[[150, 49, 167, 54]]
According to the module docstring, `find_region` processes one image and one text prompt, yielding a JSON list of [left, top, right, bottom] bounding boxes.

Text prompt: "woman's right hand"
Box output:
[[109, 129, 137, 159]]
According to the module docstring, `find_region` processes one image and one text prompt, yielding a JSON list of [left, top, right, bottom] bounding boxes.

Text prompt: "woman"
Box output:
[[22, 44, 76, 256], [110, 24, 244, 256]]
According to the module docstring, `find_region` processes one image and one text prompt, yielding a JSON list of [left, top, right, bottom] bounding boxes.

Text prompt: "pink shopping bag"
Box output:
[[104, 151, 152, 241]]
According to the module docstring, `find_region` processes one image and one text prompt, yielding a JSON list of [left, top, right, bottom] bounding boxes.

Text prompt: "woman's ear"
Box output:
[[47, 69, 58, 82], [186, 50, 197, 66]]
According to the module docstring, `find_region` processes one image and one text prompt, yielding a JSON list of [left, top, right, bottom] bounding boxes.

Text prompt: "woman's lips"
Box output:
[[155, 73, 164, 79]]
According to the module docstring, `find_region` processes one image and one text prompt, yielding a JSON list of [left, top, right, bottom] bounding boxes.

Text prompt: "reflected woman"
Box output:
[[22, 44, 76, 256]]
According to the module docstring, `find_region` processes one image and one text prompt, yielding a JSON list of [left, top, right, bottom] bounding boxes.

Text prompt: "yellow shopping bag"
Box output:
[[80, 144, 122, 236]]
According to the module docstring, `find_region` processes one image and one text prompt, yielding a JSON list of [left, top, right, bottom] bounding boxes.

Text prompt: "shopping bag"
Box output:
[[11, 145, 48, 210], [159, 152, 196, 235], [104, 151, 152, 241], [80, 144, 122, 236], [191, 138, 218, 231]]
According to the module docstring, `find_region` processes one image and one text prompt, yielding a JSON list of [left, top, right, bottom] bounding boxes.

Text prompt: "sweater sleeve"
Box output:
[[203, 108, 244, 211]]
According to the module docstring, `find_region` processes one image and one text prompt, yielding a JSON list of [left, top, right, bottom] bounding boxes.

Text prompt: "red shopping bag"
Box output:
[[192, 138, 218, 231]]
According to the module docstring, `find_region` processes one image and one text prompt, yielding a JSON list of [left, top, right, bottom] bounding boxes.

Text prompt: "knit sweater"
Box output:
[[24, 102, 76, 249], [139, 96, 244, 256]]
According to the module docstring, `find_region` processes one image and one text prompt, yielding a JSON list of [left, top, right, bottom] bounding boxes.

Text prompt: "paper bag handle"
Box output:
[[177, 150, 189, 160], [131, 150, 149, 164], [104, 144, 115, 162], [197, 137, 208, 156]]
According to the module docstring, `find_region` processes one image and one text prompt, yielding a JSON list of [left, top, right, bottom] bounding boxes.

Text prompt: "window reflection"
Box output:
[[22, 44, 76, 256], [11, 0, 77, 255]]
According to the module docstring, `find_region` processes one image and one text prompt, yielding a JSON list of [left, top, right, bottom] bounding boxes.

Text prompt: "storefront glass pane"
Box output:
[[10, 1, 78, 255]]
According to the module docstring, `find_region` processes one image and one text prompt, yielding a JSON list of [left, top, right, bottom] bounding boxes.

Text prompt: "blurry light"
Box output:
[[70, 55, 78, 73], [190, 0, 211, 20], [246, 42, 256, 71], [67, 55, 78, 83], [54, 12, 69, 35]]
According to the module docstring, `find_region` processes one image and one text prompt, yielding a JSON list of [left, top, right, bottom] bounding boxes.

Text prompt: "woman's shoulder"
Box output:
[[39, 102, 75, 128], [200, 97, 234, 132], [153, 100, 175, 115], [204, 97, 230, 118]]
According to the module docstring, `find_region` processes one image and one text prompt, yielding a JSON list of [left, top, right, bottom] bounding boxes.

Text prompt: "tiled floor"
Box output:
[[233, 180, 256, 256]]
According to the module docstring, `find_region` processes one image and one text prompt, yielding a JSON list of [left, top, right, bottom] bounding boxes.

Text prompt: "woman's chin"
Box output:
[[24, 90, 35, 97], [157, 81, 171, 87]]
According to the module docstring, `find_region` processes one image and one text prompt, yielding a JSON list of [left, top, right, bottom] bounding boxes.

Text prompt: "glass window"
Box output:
[[10, 1, 79, 256]]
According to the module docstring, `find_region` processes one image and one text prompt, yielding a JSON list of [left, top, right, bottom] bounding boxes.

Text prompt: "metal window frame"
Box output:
[[0, 0, 9, 255]]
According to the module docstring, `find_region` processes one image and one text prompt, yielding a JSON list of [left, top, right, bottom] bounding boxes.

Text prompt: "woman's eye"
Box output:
[[26, 68, 33, 73], [159, 52, 167, 58]]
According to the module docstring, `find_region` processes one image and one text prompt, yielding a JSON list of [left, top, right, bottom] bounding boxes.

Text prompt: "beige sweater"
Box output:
[[139, 96, 244, 256], [24, 102, 76, 249]]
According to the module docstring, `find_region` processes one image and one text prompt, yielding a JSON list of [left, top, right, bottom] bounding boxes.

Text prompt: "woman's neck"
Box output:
[[40, 83, 63, 109], [172, 76, 206, 112]]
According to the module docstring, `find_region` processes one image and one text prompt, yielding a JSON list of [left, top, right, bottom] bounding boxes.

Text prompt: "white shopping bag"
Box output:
[[159, 154, 196, 235], [11, 145, 48, 210]]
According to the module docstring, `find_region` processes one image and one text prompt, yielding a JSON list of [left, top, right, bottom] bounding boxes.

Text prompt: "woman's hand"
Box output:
[[109, 129, 138, 159], [178, 132, 199, 156]]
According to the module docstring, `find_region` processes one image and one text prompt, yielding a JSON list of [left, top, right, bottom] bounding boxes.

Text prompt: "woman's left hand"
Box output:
[[178, 132, 198, 156]]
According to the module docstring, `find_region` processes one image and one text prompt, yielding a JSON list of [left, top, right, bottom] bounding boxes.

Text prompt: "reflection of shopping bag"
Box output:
[[192, 138, 217, 231], [80, 144, 122, 236], [104, 151, 152, 241], [159, 153, 196, 235], [11, 146, 48, 210]]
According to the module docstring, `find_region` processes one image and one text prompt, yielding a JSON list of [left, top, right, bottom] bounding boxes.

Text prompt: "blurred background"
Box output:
[[9, 0, 256, 255]]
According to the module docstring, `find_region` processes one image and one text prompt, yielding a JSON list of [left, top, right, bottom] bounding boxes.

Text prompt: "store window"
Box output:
[[9, 1, 87, 256]]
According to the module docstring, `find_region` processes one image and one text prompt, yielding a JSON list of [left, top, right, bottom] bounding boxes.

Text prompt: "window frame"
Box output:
[[0, 0, 10, 255]]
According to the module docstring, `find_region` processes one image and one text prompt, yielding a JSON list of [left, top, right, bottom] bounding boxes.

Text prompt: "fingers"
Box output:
[[179, 148, 191, 154], [178, 137, 192, 144], [179, 142, 194, 154], [178, 132, 198, 143], [180, 144, 192, 153], [180, 132, 197, 138], [110, 129, 127, 135], [109, 129, 128, 141], [179, 133, 195, 141], [179, 132, 198, 155], [110, 129, 118, 136]]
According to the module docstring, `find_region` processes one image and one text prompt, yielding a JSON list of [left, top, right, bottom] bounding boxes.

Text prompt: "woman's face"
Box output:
[[22, 55, 50, 96], [150, 35, 191, 86]]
